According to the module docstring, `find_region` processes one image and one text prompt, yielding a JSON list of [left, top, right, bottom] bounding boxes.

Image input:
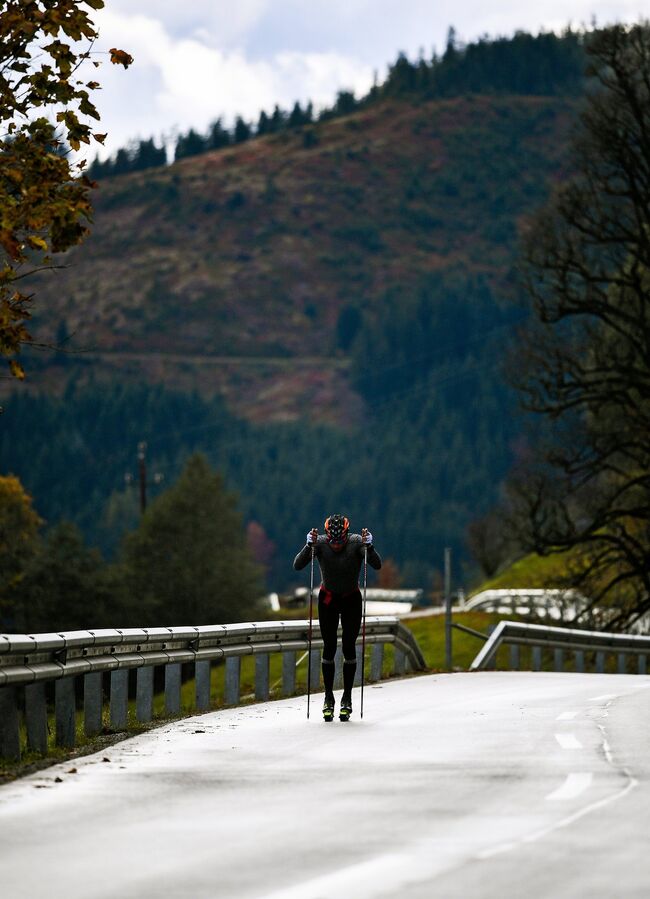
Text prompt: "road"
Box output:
[[1, 672, 649, 898]]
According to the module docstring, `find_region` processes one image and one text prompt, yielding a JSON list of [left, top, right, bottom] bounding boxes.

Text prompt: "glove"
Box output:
[[306, 529, 318, 545], [362, 530, 373, 545]]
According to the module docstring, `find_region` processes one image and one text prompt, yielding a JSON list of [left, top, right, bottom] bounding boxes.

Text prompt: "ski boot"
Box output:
[[323, 693, 335, 722], [339, 694, 352, 722]]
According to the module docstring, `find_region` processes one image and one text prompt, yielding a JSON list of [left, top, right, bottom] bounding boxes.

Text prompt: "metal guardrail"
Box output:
[[471, 620, 650, 674], [0, 617, 425, 761], [464, 589, 588, 621]]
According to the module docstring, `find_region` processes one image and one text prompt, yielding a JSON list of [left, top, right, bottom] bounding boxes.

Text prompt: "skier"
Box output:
[[293, 514, 382, 721]]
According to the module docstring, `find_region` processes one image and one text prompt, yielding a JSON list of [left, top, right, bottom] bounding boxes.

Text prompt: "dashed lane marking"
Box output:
[[555, 733, 582, 750], [546, 773, 593, 801], [478, 771, 637, 860]]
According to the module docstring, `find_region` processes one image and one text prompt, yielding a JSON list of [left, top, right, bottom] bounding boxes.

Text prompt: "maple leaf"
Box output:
[[109, 48, 134, 68]]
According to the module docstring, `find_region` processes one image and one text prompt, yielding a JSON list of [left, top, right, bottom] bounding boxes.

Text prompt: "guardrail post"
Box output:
[[110, 670, 129, 730], [136, 666, 154, 722], [394, 648, 406, 676], [370, 643, 383, 682], [334, 646, 343, 689], [596, 651, 605, 674], [282, 651, 296, 695], [639, 655, 647, 676], [309, 648, 320, 692], [509, 645, 520, 670], [0, 686, 21, 761], [574, 650, 585, 673], [195, 660, 211, 711], [532, 646, 542, 671], [617, 652, 627, 674], [354, 643, 363, 686], [554, 649, 564, 672], [255, 654, 270, 701], [165, 663, 182, 715], [84, 672, 103, 737], [25, 682, 48, 754], [225, 656, 241, 705], [55, 677, 76, 749]]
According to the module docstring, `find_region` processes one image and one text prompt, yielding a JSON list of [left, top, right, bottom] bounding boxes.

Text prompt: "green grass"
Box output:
[[403, 611, 510, 670], [473, 550, 575, 593]]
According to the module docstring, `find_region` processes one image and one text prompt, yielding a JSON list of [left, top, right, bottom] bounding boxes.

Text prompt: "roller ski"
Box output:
[[339, 694, 352, 722], [323, 693, 335, 722]]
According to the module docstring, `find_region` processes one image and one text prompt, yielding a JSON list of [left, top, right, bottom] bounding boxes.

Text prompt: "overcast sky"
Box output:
[[90, 0, 647, 158]]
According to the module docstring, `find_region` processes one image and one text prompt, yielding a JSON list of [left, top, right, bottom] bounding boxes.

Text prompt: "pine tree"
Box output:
[[256, 110, 271, 136], [233, 117, 251, 144], [120, 454, 262, 625], [175, 128, 206, 161], [208, 118, 231, 149]]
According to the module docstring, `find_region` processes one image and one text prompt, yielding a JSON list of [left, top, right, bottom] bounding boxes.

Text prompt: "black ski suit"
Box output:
[[293, 534, 382, 697]]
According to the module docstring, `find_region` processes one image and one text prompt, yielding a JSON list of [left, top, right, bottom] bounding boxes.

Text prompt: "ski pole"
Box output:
[[307, 545, 315, 719], [361, 544, 368, 719]]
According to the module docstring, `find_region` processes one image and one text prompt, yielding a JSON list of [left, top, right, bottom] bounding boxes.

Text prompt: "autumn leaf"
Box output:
[[0, 230, 21, 261], [26, 236, 49, 252], [9, 360, 25, 380], [109, 48, 134, 68], [0, 0, 131, 378]]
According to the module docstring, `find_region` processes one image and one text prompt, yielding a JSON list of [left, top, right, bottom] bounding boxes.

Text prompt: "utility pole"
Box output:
[[125, 441, 163, 514], [444, 547, 452, 670], [138, 441, 147, 514]]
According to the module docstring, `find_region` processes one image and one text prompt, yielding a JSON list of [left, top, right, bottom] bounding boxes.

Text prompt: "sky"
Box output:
[[88, 0, 647, 159]]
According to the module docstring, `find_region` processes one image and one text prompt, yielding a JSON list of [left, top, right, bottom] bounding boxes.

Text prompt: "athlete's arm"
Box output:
[[366, 545, 382, 569], [358, 529, 382, 570], [293, 531, 318, 570]]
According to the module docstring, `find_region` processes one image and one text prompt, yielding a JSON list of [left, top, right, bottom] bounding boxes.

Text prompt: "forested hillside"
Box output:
[[1, 32, 587, 592]]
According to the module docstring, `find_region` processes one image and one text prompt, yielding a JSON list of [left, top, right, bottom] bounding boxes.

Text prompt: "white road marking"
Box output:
[[261, 852, 420, 899], [479, 770, 638, 860], [555, 733, 582, 749], [556, 711, 578, 721], [546, 773, 593, 801], [588, 694, 616, 702]]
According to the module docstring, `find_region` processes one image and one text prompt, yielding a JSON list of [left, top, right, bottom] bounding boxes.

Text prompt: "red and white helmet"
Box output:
[[324, 513, 349, 545]]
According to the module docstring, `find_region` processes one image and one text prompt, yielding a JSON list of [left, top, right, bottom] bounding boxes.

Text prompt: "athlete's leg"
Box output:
[[340, 590, 362, 696], [318, 590, 339, 695]]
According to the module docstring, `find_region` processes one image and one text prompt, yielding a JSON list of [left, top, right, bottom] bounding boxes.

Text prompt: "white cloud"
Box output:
[[105, 0, 271, 47], [89, 9, 373, 159], [85, 1, 647, 160]]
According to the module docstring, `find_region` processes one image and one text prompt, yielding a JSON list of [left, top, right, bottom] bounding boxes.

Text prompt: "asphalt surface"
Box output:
[[1, 671, 649, 899]]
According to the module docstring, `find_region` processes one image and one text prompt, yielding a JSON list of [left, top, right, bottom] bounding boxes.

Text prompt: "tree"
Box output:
[[513, 24, 650, 628], [120, 454, 262, 625], [246, 521, 276, 584], [233, 116, 251, 144], [256, 110, 271, 136], [174, 128, 206, 160], [269, 105, 286, 134], [335, 304, 362, 351], [333, 90, 357, 116], [0, 0, 132, 378], [466, 508, 515, 578], [377, 558, 402, 589], [208, 118, 230, 150], [288, 101, 303, 128], [133, 137, 166, 171], [0, 474, 42, 628], [10, 521, 114, 632]]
